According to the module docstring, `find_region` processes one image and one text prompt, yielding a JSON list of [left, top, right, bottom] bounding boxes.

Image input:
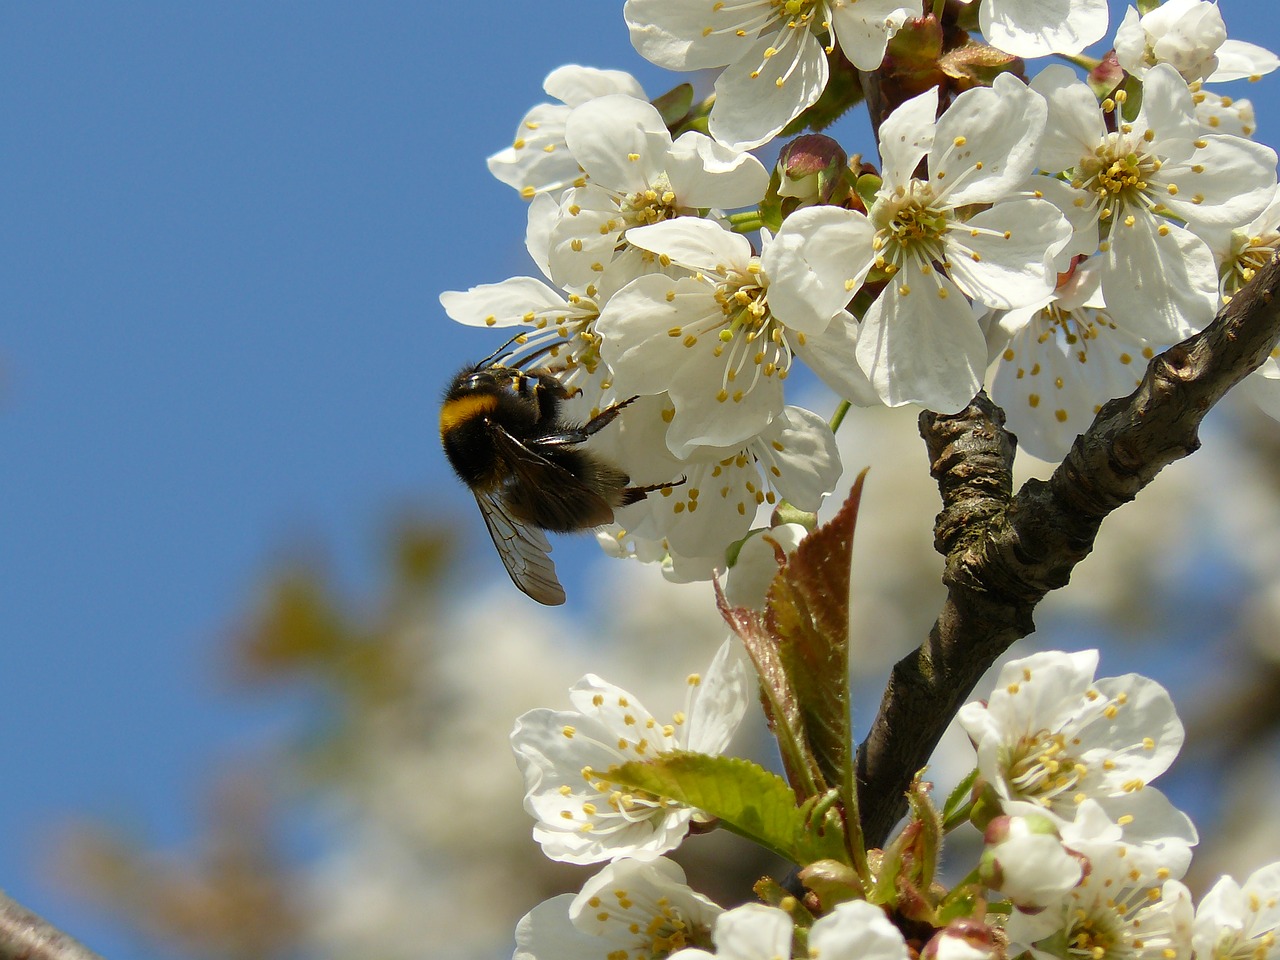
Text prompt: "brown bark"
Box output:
[[0, 892, 105, 960]]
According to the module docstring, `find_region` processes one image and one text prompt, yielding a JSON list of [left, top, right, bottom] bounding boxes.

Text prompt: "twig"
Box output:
[[0, 891, 105, 960], [855, 254, 1280, 848]]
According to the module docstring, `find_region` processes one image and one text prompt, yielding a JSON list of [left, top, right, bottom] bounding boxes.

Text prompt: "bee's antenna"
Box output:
[[510, 338, 572, 370], [477, 331, 577, 371], [477, 331, 529, 367]]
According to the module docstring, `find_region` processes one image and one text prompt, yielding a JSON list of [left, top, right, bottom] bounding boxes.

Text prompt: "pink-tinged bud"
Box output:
[[982, 812, 1058, 846], [1089, 50, 1125, 96], [776, 135, 849, 206], [922, 918, 1001, 960], [980, 815, 1082, 910]]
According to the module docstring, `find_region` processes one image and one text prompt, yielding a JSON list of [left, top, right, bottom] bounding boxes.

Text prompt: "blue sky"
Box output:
[[2, 2, 1278, 957]]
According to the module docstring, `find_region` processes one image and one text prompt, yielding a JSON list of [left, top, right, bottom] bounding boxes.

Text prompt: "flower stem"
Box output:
[[829, 399, 852, 433], [1057, 52, 1102, 71]]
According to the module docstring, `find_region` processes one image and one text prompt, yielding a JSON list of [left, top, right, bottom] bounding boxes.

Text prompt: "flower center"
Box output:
[[587, 889, 714, 959], [714, 269, 770, 333], [1067, 909, 1127, 960], [1076, 134, 1163, 228], [622, 175, 681, 229], [1224, 229, 1280, 299], [1212, 927, 1278, 960], [682, 262, 793, 402], [1005, 730, 1088, 806], [770, 0, 818, 20], [871, 182, 950, 278]]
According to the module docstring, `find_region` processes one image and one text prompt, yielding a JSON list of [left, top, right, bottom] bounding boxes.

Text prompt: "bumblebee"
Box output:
[[440, 361, 666, 605]]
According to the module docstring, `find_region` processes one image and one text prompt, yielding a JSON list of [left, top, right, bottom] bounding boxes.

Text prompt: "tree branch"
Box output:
[[855, 254, 1280, 848], [0, 892, 105, 960]]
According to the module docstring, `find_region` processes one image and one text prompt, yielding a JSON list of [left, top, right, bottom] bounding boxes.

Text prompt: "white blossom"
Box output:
[[514, 858, 723, 960], [546, 94, 768, 299], [1031, 63, 1277, 340], [597, 213, 872, 455], [488, 65, 647, 199], [1202, 190, 1280, 422], [510, 638, 749, 864], [1114, 1, 1279, 85], [722, 523, 809, 612], [981, 813, 1084, 910], [986, 259, 1152, 461], [1008, 839, 1195, 960], [1193, 862, 1280, 960], [1190, 82, 1257, 139], [1208, 191, 1280, 304], [840, 74, 1071, 411], [623, 0, 913, 150], [596, 393, 841, 560], [957, 649, 1198, 859], [669, 899, 909, 960], [922, 920, 1000, 960]]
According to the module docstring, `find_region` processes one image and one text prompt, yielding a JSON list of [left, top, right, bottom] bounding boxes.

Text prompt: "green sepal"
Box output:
[[941, 767, 979, 832], [798, 859, 866, 911], [855, 173, 882, 210], [652, 83, 695, 129]]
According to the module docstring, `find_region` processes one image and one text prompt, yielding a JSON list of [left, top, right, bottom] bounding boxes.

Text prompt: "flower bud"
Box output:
[[922, 918, 1001, 960], [979, 815, 1082, 910], [774, 135, 849, 208]]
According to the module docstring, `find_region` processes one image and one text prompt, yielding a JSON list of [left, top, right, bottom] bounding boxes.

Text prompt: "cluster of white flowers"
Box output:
[[435, 6, 1280, 959], [443, 0, 1280, 577], [509, 646, 1280, 960]]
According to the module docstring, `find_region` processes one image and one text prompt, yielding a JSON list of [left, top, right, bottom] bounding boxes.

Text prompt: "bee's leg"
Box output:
[[580, 395, 641, 437], [516, 371, 579, 422], [619, 475, 686, 507], [537, 395, 642, 448]]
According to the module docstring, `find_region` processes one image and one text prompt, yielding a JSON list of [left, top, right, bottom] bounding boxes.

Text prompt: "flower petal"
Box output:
[[625, 0, 769, 70], [828, 0, 911, 70], [856, 270, 987, 411], [762, 205, 875, 334], [625, 217, 752, 274], [665, 131, 771, 209], [981, 0, 1108, 57], [945, 198, 1070, 309], [708, 29, 828, 150], [543, 64, 647, 106], [878, 85, 938, 190], [1030, 65, 1108, 174], [932, 73, 1047, 206], [1103, 215, 1219, 340], [565, 95, 674, 194]]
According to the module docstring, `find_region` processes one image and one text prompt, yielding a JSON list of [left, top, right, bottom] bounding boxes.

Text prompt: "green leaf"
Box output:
[[766, 472, 866, 812], [603, 753, 849, 866], [718, 583, 822, 800], [715, 476, 870, 877], [1121, 73, 1144, 123]]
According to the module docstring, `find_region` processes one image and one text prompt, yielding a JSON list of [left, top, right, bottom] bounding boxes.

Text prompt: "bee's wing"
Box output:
[[473, 488, 567, 606], [490, 423, 617, 529]]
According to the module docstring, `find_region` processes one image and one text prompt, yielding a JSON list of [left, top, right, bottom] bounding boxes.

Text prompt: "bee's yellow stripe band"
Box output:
[[439, 393, 499, 435]]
